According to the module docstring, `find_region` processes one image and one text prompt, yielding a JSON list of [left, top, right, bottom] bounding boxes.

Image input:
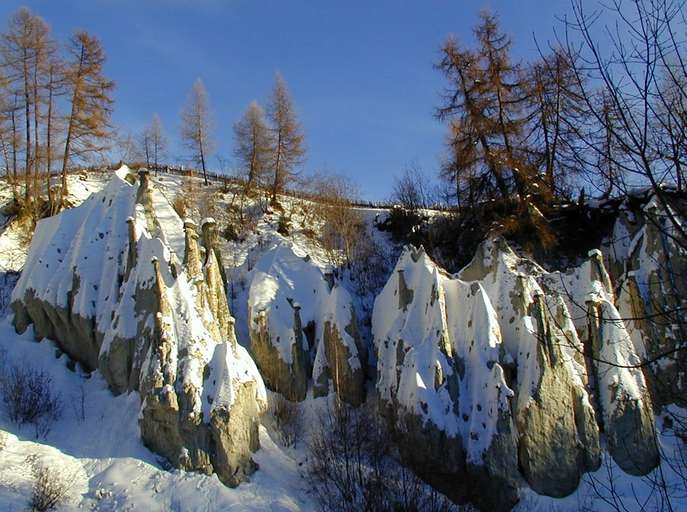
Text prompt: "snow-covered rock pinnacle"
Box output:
[[11, 166, 266, 487]]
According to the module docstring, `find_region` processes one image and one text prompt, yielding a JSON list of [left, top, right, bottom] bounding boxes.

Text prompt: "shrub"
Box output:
[[306, 401, 459, 512], [277, 214, 291, 236], [269, 395, 302, 448], [0, 364, 63, 438], [172, 193, 188, 218], [28, 457, 76, 512]]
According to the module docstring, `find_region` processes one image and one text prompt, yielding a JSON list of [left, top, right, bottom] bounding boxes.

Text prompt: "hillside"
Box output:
[[0, 167, 686, 511]]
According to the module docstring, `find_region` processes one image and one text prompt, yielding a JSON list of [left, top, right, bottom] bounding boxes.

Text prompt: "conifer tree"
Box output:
[[267, 74, 305, 203], [60, 31, 114, 203], [436, 11, 531, 204], [180, 78, 213, 186], [1, 8, 50, 204], [233, 100, 271, 194]]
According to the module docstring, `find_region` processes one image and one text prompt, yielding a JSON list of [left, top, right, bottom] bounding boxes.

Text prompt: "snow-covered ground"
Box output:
[[1, 170, 686, 511], [0, 319, 317, 511]]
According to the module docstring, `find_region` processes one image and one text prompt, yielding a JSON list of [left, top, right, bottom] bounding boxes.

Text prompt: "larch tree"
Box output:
[[267, 74, 305, 203], [29, 14, 53, 201], [474, 11, 530, 198], [1, 8, 50, 204], [60, 31, 114, 204], [524, 49, 585, 198], [436, 37, 508, 204], [233, 100, 271, 194], [436, 11, 533, 205], [180, 78, 213, 186], [148, 114, 167, 174]]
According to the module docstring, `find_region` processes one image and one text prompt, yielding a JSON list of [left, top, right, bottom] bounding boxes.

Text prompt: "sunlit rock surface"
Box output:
[[11, 167, 266, 486]]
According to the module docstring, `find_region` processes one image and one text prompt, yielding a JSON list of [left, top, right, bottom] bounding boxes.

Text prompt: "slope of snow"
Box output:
[[0, 319, 316, 512]]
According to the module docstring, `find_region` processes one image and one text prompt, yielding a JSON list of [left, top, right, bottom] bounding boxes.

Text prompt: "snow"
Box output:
[[247, 243, 362, 373], [0, 320, 316, 512], [11, 165, 266, 434], [595, 300, 647, 419], [372, 246, 513, 460], [2, 170, 687, 511]]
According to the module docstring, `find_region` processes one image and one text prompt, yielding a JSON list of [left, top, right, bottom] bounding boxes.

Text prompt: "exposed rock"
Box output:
[[459, 240, 601, 497], [249, 304, 309, 401], [516, 293, 600, 497], [587, 300, 659, 475], [373, 239, 661, 509], [247, 244, 365, 404], [372, 245, 519, 511], [11, 166, 266, 486], [602, 194, 687, 407]]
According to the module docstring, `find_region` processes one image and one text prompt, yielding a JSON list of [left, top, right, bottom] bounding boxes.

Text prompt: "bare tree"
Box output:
[[561, 0, 687, 243], [524, 48, 586, 198], [392, 162, 433, 211], [555, 2, 687, 508], [60, 31, 114, 204], [233, 100, 271, 194], [180, 78, 213, 185], [139, 123, 151, 168], [149, 113, 167, 174], [309, 173, 365, 269], [114, 128, 139, 165], [267, 73, 305, 203]]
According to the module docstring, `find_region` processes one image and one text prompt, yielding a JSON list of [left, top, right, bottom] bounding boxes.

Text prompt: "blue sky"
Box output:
[[0, 0, 576, 200]]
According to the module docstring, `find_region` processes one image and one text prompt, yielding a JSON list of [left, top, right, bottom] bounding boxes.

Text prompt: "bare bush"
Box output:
[[198, 188, 222, 222], [28, 457, 76, 512], [0, 364, 62, 438], [171, 175, 199, 219], [309, 173, 365, 268], [307, 401, 460, 512], [269, 395, 302, 448], [392, 162, 435, 211]]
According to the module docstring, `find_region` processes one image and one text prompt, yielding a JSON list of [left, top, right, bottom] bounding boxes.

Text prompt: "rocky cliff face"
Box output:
[[603, 193, 687, 407], [11, 167, 266, 486], [372, 238, 659, 511], [247, 244, 365, 405]]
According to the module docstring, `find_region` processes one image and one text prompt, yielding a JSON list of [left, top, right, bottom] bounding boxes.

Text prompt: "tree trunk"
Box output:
[[271, 131, 283, 203], [11, 97, 18, 199], [61, 42, 86, 205], [33, 52, 40, 208], [46, 69, 54, 211], [23, 47, 32, 203], [248, 132, 258, 192], [198, 127, 208, 186]]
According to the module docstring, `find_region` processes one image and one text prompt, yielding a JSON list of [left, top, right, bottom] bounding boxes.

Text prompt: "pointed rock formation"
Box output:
[[11, 166, 266, 486], [373, 239, 660, 509], [604, 196, 687, 407], [247, 244, 365, 404]]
